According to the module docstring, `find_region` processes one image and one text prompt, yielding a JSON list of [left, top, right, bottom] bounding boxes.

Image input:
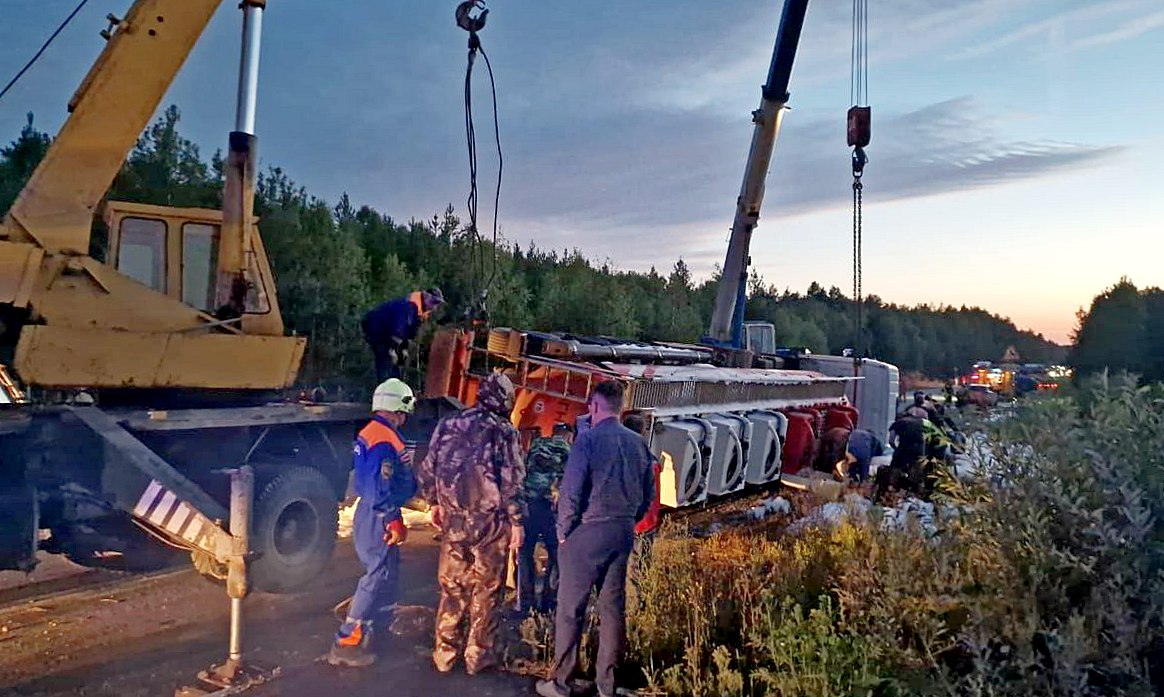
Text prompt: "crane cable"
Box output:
[[0, 0, 91, 104], [457, 1, 503, 325], [848, 0, 870, 369]]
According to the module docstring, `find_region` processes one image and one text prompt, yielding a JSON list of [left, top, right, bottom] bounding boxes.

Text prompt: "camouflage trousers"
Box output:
[[433, 513, 511, 673]]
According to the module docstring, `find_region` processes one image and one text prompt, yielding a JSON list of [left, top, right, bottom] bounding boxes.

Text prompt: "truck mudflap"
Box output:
[[0, 412, 35, 570], [68, 406, 234, 563], [0, 482, 37, 571]]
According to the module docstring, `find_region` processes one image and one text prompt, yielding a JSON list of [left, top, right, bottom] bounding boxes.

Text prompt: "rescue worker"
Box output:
[[538, 381, 655, 697], [877, 412, 928, 500], [903, 390, 930, 419], [516, 423, 572, 617], [328, 379, 418, 667], [819, 424, 853, 477], [362, 288, 445, 382], [837, 427, 884, 483], [416, 372, 525, 675]]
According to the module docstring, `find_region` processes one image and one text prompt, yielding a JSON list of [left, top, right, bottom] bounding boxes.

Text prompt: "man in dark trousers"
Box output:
[[877, 413, 928, 499], [537, 381, 655, 697], [361, 288, 445, 382], [516, 423, 572, 617]]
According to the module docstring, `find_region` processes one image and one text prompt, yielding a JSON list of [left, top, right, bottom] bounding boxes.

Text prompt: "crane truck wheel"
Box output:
[[248, 466, 339, 593]]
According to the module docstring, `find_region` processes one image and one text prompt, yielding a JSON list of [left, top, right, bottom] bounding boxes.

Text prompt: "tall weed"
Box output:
[[624, 380, 1164, 696]]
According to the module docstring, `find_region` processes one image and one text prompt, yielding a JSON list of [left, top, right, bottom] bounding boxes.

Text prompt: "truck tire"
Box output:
[[250, 466, 338, 593]]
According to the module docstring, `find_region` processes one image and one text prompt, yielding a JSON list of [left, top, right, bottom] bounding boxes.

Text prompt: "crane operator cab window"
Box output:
[[744, 322, 777, 356], [118, 218, 167, 293], [111, 209, 271, 315], [182, 222, 218, 310]]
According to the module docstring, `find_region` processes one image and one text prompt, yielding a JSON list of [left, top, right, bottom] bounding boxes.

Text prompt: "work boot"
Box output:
[[536, 679, 571, 697], [327, 626, 376, 667]]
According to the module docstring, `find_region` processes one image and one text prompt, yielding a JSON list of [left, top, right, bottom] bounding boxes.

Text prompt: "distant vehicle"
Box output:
[[964, 384, 999, 408]]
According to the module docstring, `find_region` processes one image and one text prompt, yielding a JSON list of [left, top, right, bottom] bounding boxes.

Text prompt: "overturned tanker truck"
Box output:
[[426, 326, 898, 509]]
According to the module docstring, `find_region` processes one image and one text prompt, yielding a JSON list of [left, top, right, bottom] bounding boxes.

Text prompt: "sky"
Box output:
[[2, 0, 1162, 345]]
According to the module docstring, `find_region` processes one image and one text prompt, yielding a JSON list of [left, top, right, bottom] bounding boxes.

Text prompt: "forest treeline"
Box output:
[[2, 108, 1072, 387]]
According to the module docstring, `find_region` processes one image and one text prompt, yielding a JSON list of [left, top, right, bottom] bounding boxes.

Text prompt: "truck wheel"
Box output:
[[250, 466, 338, 593]]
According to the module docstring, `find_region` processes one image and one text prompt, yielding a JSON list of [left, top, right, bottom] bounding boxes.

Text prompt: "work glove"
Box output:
[[384, 518, 407, 546]]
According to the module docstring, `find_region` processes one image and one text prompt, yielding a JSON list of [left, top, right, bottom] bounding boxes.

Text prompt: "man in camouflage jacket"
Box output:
[[416, 372, 526, 675], [516, 423, 572, 615]]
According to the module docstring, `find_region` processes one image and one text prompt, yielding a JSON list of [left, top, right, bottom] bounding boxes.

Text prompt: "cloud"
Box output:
[[644, 0, 1162, 114], [766, 97, 1123, 212], [951, 0, 1162, 60], [494, 97, 1121, 269], [645, 0, 1040, 112], [1070, 9, 1164, 49]]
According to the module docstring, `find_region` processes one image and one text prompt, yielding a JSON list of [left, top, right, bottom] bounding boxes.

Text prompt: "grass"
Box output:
[[515, 377, 1164, 696]]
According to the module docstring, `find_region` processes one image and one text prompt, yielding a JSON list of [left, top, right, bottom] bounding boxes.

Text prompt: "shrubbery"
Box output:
[[623, 378, 1164, 696]]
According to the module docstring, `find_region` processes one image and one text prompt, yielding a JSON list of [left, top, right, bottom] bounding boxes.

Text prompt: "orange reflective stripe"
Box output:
[[337, 623, 363, 647], [359, 420, 405, 453], [409, 291, 430, 321]]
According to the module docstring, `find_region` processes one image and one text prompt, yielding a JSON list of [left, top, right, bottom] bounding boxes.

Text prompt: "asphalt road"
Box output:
[[0, 532, 536, 697]]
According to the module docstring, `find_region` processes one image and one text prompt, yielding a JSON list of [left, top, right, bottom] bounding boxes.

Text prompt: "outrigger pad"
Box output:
[[174, 659, 280, 697]]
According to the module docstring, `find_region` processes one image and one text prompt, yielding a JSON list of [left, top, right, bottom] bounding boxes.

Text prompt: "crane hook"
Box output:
[[456, 1, 488, 34]]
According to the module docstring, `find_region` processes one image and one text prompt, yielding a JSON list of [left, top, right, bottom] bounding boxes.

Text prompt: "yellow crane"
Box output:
[[0, 2, 463, 689], [0, 0, 470, 604], [0, 0, 300, 393]]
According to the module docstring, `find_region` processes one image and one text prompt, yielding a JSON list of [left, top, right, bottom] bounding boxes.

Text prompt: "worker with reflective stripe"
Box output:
[[328, 379, 418, 668], [361, 288, 446, 382]]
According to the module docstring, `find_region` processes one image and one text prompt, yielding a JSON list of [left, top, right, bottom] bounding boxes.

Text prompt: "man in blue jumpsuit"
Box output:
[[328, 378, 418, 667], [361, 289, 445, 382]]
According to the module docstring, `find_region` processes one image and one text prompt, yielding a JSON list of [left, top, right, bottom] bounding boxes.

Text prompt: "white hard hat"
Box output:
[[372, 379, 415, 414]]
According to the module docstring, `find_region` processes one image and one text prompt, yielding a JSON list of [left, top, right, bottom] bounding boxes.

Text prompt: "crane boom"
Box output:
[[2, 0, 225, 254], [705, 0, 810, 350], [0, 0, 296, 392]]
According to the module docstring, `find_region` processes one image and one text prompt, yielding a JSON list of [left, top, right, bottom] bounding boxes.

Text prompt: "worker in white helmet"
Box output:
[[328, 378, 418, 667]]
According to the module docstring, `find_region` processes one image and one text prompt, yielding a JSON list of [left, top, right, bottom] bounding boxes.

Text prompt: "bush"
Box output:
[[622, 379, 1164, 696]]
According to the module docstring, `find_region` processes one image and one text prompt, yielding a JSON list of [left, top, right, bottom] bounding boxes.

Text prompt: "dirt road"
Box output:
[[0, 533, 535, 697]]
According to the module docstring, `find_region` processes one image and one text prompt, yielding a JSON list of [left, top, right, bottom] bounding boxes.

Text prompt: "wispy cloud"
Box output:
[[1071, 9, 1164, 49], [766, 97, 1123, 211], [645, 0, 1162, 114], [497, 97, 1121, 271], [951, 0, 1162, 59], [646, 0, 1038, 112]]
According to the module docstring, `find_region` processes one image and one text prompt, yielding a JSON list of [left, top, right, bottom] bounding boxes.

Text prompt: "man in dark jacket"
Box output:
[[877, 414, 928, 499], [536, 381, 655, 697], [362, 289, 445, 382]]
